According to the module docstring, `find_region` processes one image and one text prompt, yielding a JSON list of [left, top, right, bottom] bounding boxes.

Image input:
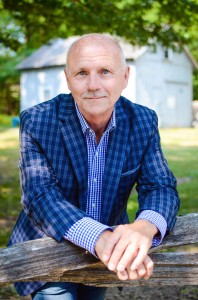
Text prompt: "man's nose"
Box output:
[[87, 73, 101, 91]]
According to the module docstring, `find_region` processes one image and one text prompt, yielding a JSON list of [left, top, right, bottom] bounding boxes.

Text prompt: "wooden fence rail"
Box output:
[[0, 213, 198, 287]]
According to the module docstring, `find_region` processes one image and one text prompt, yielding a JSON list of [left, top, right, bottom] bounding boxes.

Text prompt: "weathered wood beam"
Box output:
[[18, 253, 198, 286], [0, 213, 197, 286]]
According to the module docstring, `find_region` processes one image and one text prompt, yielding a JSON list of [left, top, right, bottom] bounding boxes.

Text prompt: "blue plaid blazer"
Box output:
[[8, 94, 180, 296]]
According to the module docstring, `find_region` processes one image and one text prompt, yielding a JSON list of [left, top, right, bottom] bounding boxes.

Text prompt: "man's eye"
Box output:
[[78, 71, 86, 75], [101, 69, 110, 74]]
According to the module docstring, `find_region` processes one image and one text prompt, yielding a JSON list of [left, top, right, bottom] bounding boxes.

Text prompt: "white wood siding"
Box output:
[[134, 46, 192, 127], [20, 67, 70, 112]]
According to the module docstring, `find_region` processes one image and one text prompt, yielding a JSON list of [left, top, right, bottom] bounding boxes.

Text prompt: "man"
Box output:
[[9, 33, 180, 300]]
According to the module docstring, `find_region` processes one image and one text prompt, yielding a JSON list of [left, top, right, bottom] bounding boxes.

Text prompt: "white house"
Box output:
[[17, 36, 197, 127]]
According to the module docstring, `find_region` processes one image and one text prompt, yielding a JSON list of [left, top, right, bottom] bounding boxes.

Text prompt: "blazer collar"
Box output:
[[58, 93, 76, 121], [115, 97, 129, 124], [58, 93, 128, 123], [58, 94, 88, 211]]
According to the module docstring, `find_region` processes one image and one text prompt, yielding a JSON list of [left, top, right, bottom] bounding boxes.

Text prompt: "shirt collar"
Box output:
[[75, 103, 116, 135]]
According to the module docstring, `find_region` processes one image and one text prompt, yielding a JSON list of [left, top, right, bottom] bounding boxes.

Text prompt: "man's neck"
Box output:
[[75, 103, 115, 144], [87, 117, 110, 144]]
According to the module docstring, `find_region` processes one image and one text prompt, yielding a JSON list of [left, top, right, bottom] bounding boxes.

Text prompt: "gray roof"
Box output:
[[17, 36, 197, 71], [17, 36, 147, 70]]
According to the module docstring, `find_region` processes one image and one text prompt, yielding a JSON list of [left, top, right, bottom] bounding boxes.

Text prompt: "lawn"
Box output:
[[0, 118, 198, 248], [0, 128, 20, 247], [127, 128, 198, 220]]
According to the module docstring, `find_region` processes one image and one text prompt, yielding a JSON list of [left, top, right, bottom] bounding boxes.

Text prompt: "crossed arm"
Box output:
[[19, 109, 180, 282], [95, 220, 158, 281]]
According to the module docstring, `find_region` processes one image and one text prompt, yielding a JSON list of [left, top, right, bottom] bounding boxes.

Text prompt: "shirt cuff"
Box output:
[[136, 210, 167, 247], [64, 217, 112, 256]]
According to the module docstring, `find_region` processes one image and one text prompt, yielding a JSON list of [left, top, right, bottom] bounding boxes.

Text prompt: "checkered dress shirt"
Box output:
[[65, 104, 167, 255]]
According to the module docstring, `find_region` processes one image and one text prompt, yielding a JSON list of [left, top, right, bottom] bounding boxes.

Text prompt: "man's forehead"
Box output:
[[67, 48, 121, 72], [71, 34, 119, 50], [66, 34, 126, 68], [70, 40, 117, 56]]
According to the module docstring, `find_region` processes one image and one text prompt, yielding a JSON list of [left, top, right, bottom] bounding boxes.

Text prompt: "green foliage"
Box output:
[[0, 1, 23, 51], [0, 0, 197, 113], [192, 67, 198, 100], [0, 46, 34, 115], [1, 0, 198, 50], [0, 54, 20, 115]]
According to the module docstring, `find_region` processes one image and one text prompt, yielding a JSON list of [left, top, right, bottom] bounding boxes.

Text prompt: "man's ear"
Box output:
[[64, 68, 71, 91], [123, 66, 130, 89]]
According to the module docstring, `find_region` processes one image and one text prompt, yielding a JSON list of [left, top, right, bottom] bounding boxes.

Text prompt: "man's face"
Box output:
[[64, 42, 130, 121]]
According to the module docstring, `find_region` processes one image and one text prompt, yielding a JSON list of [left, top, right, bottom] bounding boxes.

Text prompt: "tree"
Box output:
[[0, 0, 198, 114], [1, 0, 198, 51]]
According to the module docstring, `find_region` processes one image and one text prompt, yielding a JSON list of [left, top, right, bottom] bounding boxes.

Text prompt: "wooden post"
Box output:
[[0, 213, 197, 286]]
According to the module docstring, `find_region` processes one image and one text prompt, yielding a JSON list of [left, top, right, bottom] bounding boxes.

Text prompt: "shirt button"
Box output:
[[95, 152, 98, 157], [92, 203, 96, 208], [93, 178, 97, 182]]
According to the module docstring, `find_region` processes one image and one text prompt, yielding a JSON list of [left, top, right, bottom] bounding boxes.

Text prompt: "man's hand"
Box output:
[[95, 220, 158, 280]]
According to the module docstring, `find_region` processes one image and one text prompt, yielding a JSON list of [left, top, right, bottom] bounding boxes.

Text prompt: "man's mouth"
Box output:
[[83, 92, 107, 99]]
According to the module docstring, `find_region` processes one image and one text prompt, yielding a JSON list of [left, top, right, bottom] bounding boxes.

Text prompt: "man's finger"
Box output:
[[116, 269, 129, 281], [143, 256, 154, 279], [128, 268, 139, 280], [107, 238, 126, 271], [130, 245, 149, 271], [136, 262, 147, 278], [116, 243, 138, 272], [101, 231, 121, 263]]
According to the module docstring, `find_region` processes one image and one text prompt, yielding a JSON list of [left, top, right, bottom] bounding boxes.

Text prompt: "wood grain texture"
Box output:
[[0, 213, 197, 286]]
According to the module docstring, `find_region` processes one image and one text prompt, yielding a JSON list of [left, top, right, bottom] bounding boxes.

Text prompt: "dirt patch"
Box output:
[[0, 285, 197, 300], [0, 218, 16, 231], [105, 286, 198, 300]]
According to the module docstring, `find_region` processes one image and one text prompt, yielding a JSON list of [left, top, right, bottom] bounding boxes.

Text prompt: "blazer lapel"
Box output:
[[57, 94, 131, 220], [102, 101, 130, 224], [58, 95, 88, 211]]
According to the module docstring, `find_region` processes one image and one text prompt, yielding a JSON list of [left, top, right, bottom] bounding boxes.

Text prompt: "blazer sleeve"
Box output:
[[18, 111, 88, 242], [135, 111, 180, 232]]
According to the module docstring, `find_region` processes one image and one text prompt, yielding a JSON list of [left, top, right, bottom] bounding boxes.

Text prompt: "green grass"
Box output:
[[0, 122, 198, 247], [161, 128, 198, 215], [0, 114, 14, 129], [127, 128, 198, 221], [0, 128, 20, 247]]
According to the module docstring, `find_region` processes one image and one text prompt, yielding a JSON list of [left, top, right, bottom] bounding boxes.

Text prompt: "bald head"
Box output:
[[66, 33, 126, 69], [64, 33, 130, 126]]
